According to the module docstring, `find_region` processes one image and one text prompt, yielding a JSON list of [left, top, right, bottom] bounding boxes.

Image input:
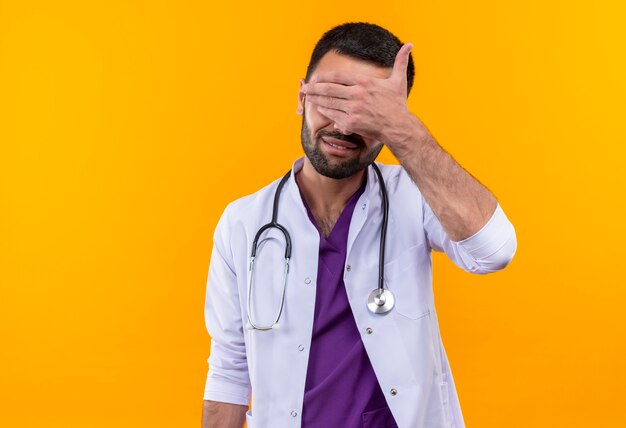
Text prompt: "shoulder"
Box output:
[[375, 162, 422, 197], [219, 175, 284, 226]]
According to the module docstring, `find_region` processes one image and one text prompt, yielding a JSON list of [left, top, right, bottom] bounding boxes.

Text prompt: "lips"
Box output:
[[321, 136, 359, 150]]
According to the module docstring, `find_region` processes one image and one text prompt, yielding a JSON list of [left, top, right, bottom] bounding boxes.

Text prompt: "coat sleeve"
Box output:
[[203, 205, 251, 405], [423, 200, 517, 274]]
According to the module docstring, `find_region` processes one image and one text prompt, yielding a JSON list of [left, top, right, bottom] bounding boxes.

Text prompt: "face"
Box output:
[[298, 51, 392, 180]]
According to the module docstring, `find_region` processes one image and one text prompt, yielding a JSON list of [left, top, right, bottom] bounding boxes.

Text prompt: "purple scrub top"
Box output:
[[299, 176, 398, 428]]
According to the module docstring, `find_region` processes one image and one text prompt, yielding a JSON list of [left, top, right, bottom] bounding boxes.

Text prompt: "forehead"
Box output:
[[311, 51, 392, 80]]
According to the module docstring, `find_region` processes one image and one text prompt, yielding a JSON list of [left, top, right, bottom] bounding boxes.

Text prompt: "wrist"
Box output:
[[383, 114, 431, 159]]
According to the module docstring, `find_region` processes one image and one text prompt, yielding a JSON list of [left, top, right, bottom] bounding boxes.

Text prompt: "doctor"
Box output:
[[202, 23, 516, 428]]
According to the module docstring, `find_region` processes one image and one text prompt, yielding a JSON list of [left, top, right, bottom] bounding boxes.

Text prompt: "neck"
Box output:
[[295, 158, 366, 217]]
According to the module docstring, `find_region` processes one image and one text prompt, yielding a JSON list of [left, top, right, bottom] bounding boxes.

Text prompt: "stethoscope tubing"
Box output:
[[371, 163, 388, 293], [246, 163, 392, 330], [247, 171, 292, 330]]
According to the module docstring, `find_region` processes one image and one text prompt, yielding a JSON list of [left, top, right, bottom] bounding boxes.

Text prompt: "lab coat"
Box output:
[[204, 157, 517, 428]]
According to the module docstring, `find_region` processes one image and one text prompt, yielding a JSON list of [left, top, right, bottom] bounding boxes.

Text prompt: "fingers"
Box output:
[[391, 43, 412, 84], [305, 94, 349, 112], [315, 105, 348, 128], [309, 70, 360, 86], [308, 43, 411, 90], [301, 82, 354, 99]]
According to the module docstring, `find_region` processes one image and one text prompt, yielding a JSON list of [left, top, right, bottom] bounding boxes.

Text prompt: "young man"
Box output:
[[202, 22, 516, 428]]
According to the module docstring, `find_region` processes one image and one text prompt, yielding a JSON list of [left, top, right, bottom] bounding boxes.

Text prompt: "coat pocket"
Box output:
[[383, 243, 431, 320], [361, 406, 398, 428]]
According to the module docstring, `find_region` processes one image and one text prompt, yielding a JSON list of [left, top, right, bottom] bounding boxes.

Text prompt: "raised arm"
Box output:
[[301, 43, 502, 241]]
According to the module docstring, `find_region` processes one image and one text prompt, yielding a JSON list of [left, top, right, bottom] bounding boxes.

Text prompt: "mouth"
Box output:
[[321, 136, 360, 151]]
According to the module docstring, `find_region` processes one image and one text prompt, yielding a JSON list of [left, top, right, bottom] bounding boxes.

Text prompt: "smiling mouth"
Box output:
[[324, 140, 354, 151], [321, 136, 360, 151]]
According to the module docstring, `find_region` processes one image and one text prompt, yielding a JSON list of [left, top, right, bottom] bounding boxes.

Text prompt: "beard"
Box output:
[[300, 116, 383, 179]]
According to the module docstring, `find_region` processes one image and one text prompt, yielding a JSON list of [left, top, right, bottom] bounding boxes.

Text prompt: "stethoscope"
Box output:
[[246, 163, 394, 331]]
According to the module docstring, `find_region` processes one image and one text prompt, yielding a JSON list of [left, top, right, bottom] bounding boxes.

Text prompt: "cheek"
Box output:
[[304, 100, 332, 132]]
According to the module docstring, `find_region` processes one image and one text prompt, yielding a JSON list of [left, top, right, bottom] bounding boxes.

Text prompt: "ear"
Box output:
[[296, 78, 305, 115]]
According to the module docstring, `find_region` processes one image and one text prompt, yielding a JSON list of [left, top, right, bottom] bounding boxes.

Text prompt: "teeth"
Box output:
[[327, 141, 349, 150]]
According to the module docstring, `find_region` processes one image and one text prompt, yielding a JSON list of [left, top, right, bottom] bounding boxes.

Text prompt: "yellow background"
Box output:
[[1, 0, 625, 426]]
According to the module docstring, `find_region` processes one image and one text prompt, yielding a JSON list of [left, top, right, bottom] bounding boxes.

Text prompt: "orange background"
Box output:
[[1, 1, 625, 426]]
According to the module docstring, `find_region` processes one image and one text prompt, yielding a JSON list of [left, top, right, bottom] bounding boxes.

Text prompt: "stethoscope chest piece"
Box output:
[[367, 288, 395, 314]]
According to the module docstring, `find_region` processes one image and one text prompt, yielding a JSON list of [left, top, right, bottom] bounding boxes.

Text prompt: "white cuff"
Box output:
[[454, 203, 517, 272], [203, 375, 251, 406]]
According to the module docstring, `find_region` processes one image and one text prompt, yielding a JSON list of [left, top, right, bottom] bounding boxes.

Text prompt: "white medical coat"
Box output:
[[204, 157, 517, 428]]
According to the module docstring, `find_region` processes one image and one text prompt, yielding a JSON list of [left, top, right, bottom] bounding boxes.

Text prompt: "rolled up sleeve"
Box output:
[[203, 205, 251, 405], [424, 201, 517, 274]]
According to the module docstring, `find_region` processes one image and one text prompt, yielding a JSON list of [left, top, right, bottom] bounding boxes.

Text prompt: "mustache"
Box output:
[[316, 130, 365, 148]]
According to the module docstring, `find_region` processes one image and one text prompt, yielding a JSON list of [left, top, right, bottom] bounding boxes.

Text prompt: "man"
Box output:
[[202, 22, 516, 428]]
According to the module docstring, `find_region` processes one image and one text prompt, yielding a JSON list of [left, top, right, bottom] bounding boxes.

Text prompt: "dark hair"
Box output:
[[305, 22, 415, 95]]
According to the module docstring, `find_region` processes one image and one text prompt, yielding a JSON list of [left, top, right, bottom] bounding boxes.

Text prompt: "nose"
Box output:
[[333, 123, 352, 135]]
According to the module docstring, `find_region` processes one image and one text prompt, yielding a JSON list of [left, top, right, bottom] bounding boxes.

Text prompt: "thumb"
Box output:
[[391, 43, 412, 85]]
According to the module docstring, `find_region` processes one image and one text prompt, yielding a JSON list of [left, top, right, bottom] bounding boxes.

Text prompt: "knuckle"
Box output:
[[356, 75, 370, 86], [352, 101, 365, 112], [351, 86, 363, 98]]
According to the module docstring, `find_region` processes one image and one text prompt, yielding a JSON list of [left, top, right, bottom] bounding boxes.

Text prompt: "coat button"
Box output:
[[291, 410, 298, 417], [297, 345, 305, 351], [346, 265, 351, 272], [366, 327, 373, 334], [390, 388, 398, 396], [304, 277, 311, 284]]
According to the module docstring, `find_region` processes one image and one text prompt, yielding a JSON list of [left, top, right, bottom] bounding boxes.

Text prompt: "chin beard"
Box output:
[[300, 117, 382, 179]]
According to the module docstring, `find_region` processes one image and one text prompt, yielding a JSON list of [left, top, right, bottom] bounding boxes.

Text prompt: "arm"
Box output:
[[203, 205, 252, 421], [382, 115, 497, 241], [202, 400, 247, 428], [302, 43, 502, 241]]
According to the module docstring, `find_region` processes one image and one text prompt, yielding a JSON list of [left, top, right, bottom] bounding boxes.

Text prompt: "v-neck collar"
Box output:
[[298, 174, 367, 247]]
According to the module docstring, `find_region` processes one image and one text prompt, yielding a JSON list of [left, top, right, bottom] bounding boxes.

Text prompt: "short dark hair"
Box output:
[[305, 22, 415, 95]]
